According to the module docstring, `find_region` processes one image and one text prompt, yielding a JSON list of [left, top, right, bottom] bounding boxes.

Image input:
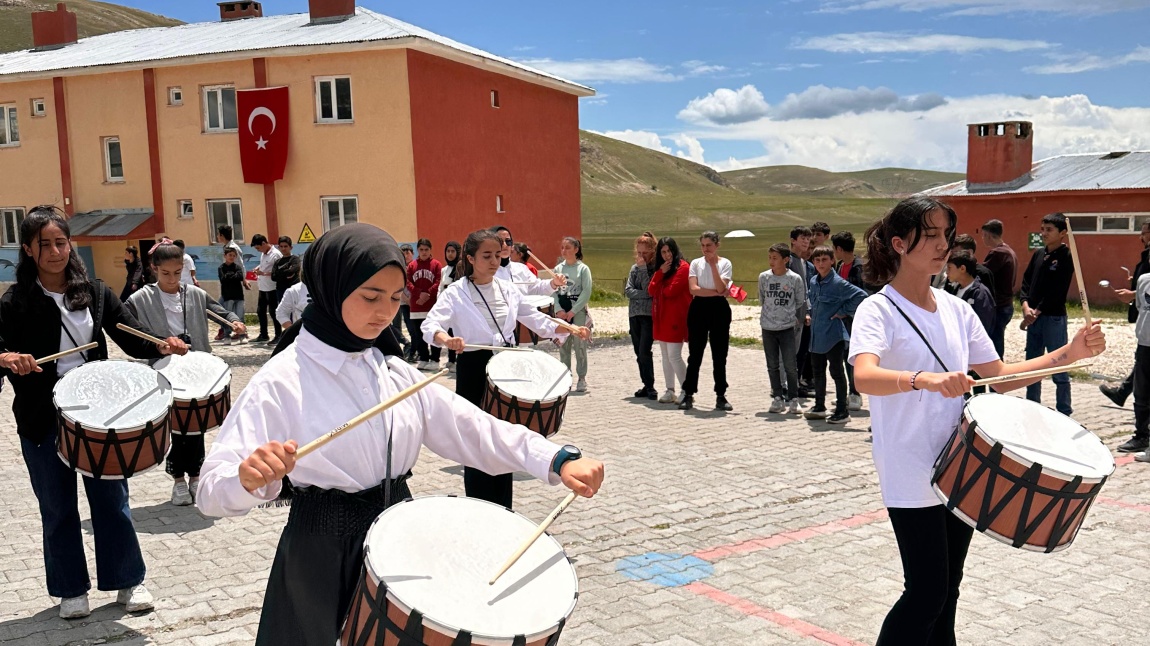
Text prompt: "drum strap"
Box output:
[[471, 281, 513, 347], [881, 293, 952, 373]]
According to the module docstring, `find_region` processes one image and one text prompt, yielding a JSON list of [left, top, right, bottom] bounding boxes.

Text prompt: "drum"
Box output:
[[154, 351, 232, 435], [54, 360, 173, 479], [340, 496, 578, 646], [932, 393, 1113, 553], [482, 350, 571, 438], [516, 295, 555, 346]]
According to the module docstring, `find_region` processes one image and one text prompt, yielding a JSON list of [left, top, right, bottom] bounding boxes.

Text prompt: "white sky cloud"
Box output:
[[519, 58, 680, 83], [596, 129, 672, 154], [682, 60, 728, 76], [679, 84, 946, 124], [796, 32, 1055, 54], [678, 85, 771, 125], [816, 0, 1148, 15], [671, 134, 707, 164], [1025, 46, 1150, 74]]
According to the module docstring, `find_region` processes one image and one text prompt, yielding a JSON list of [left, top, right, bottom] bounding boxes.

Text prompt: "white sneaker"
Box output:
[[117, 584, 154, 612], [416, 361, 431, 371], [233, 335, 248, 345], [848, 394, 863, 411], [576, 379, 588, 392], [188, 478, 199, 502], [1136, 450, 1150, 463], [59, 593, 90, 619], [768, 396, 785, 413], [786, 399, 802, 415], [447, 362, 457, 373], [171, 479, 192, 506], [658, 389, 676, 404]]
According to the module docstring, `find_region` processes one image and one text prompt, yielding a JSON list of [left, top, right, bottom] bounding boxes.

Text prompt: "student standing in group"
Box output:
[[805, 245, 867, 424], [980, 219, 1018, 359], [946, 250, 995, 334], [554, 237, 593, 392], [407, 238, 443, 371], [423, 228, 591, 510], [512, 242, 539, 276], [1101, 221, 1150, 412], [788, 226, 816, 397], [680, 231, 734, 412], [217, 247, 249, 344], [649, 237, 692, 404], [398, 244, 415, 361], [1019, 213, 1075, 415], [439, 241, 462, 372], [174, 240, 198, 287], [251, 234, 283, 345], [120, 246, 144, 302], [1114, 273, 1150, 462], [810, 221, 831, 249], [214, 225, 248, 341], [490, 226, 566, 296], [759, 243, 806, 415], [832, 231, 867, 411], [276, 280, 310, 331], [0, 207, 190, 619], [944, 234, 996, 297], [271, 236, 301, 305], [850, 197, 1104, 645], [625, 232, 658, 399]]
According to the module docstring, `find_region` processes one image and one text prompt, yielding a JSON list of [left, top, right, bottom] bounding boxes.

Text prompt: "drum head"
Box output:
[[488, 350, 571, 402], [966, 393, 1114, 479], [53, 361, 173, 431], [365, 496, 577, 641], [154, 351, 231, 399], [523, 295, 554, 309]]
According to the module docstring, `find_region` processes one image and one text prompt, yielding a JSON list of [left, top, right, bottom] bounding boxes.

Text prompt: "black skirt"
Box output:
[[455, 350, 514, 509]]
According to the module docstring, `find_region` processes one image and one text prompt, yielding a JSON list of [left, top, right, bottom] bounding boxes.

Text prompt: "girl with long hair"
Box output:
[[553, 236, 593, 391], [439, 240, 462, 372], [625, 232, 658, 399], [649, 237, 691, 403], [120, 245, 144, 301]]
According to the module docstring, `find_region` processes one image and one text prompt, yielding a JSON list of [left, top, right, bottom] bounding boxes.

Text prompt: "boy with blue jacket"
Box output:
[[805, 245, 867, 424]]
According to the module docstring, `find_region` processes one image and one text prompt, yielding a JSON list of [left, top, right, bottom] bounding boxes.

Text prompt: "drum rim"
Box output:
[[155, 352, 233, 401], [931, 484, 1073, 553], [361, 495, 579, 644], [963, 396, 1114, 484], [52, 360, 174, 434]]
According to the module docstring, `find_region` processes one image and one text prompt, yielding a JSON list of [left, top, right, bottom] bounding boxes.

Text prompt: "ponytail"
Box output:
[[863, 196, 957, 287]]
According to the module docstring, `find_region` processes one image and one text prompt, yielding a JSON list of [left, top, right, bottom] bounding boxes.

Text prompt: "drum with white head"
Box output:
[[516, 295, 556, 346], [482, 350, 571, 437], [154, 351, 232, 435]]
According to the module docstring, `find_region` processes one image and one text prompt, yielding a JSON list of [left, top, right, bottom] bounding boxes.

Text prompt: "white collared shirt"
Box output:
[[496, 261, 554, 296], [181, 254, 196, 285], [258, 247, 282, 292], [421, 277, 567, 350], [196, 328, 563, 517], [276, 282, 309, 325]]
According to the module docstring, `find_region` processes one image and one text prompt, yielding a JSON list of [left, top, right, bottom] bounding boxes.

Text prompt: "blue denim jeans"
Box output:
[[21, 435, 146, 598], [990, 305, 1014, 359], [219, 298, 245, 335], [1025, 315, 1071, 415]]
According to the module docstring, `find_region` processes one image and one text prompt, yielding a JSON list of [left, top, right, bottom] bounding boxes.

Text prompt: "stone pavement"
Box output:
[[2, 339, 1149, 646]]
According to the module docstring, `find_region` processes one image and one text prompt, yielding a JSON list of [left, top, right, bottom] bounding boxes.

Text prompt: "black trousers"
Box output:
[[165, 433, 204, 478], [877, 506, 974, 646], [406, 316, 441, 362], [456, 350, 513, 509], [1133, 345, 1150, 440], [798, 323, 813, 383], [629, 315, 655, 390], [811, 341, 848, 412], [257, 290, 281, 339], [683, 297, 731, 397]]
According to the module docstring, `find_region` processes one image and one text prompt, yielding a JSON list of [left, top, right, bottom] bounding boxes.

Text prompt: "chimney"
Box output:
[[309, 0, 356, 24], [31, 3, 78, 51], [218, 2, 263, 21], [966, 120, 1034, 192]]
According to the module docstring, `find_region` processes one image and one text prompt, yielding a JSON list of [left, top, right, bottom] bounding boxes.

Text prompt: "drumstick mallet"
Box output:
[[526, 250, 559, 279], [35, 342, 98, 365], [970, 362, 1094, 389], [489, 491, 578, 586], [205, 308, 242, 329], [463, 344, 532, 353], [294, 369, 448, 459], [1064, 220, 1092, 328], [115, 323, 170, 347]]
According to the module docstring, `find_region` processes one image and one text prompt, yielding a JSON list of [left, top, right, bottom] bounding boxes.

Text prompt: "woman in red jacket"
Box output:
[[648, 236, 692, 404]]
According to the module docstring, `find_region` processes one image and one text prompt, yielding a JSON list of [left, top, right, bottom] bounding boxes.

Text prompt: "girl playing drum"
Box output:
[[850, 197, 1105, 644]]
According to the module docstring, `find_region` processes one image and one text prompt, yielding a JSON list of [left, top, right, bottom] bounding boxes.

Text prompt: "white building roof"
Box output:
[[0, 7, 594, 96], [922, 151, 1150, 197]]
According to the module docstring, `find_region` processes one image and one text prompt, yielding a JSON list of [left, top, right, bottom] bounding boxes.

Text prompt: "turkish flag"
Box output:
[[237, 87, 289, 184]]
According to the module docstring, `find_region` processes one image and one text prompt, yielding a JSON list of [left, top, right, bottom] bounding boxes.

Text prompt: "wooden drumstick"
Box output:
[[35, 342, 98, 365], [115, 323, 167, 346], [489, 491, 578, 586], [463, 344, 532, 352], [1064, 220, 1092, 327], [526, 250, 559, 279], [548, 316, 584, 334], [971, 362, 1094, 388], [295, 369, 448, 459], [205, 308, 240, 328]]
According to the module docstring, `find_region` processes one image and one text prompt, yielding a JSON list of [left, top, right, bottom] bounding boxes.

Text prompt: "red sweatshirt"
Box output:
[[406, 258, 443, 317]]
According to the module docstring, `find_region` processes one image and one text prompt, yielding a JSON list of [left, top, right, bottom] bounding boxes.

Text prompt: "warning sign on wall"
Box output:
[[1028, 232, 1043, 250], [298, 223, 317, 244]]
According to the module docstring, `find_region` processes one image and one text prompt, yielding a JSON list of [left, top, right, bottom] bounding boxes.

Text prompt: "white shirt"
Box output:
[[276, 282, 310, 325], [689, 257, 733, 291], [439, 266, 456, 294], [41, 283, 93, 376], [848, 286, 998, 508], [196, 328, 563, 517], [422, 277, 566, 350], [496, 261, 554, 297], [159, 289, 185, 336], [258, 247, 282, 292], [471, 280, 509, 336], [181, 254, 196, 285]]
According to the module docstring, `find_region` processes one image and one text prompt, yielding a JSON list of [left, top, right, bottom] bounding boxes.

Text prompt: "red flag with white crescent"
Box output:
[[237, 87, 289, 184]]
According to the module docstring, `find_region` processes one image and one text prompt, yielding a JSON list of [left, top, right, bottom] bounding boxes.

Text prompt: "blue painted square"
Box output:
[[616, 552, 714, 587]]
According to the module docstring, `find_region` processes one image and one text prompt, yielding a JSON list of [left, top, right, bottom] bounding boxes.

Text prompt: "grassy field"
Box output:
[[0, 0, 180, 53]]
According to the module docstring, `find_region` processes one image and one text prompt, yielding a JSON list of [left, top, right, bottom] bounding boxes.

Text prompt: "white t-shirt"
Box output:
[[470, 280, 508, 338], [160, 289, 185, 337], [181, 254, 196, 285], [41, 284, 94, 376], [258, 247, 282, 292], [689, 257, 733, 291], [848, 285, 998, 508]]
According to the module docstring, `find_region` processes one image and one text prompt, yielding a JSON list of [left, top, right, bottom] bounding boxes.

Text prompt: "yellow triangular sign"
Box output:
[[298, 223, 317, 243]]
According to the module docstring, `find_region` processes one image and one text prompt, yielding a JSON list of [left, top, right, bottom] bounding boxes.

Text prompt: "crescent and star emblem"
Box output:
[[248, 107, 277, 150]]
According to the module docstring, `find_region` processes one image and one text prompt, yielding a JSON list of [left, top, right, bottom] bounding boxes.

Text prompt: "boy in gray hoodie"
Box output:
[[759, 243, 807, 414]]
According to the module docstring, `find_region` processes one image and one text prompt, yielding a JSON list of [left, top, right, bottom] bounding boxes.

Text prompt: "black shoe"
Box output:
[[828, 409, 850, 424], [678, 395, 694, 410], [796, 389, 812, 399], [646, 389, 659, 400], [1118, 437, 1149, 453], [253, 335, 270, 343], [1100, 383, 1131, 408], [266, 336, 280, 347], [715, 396, 733, 411], [634, 387, 650, 398]]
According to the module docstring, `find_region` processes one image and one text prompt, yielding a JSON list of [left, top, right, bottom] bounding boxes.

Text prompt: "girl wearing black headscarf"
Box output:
[[195, 224, 604, 645]]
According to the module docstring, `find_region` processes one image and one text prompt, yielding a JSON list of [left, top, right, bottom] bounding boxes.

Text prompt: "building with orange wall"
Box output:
[[921, 121, 1150, 306], [0, 1, 592, 286]]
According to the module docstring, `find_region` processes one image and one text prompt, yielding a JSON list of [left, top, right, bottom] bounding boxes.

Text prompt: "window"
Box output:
[[322, 196, 358, 230], [1064, 212, 1150, 234], [1, 207, 25, 247], [30, 99, 46, 117], [496, 194, 505, 213], [103, 137, 124, 182], [207, 199, 243, 242], [0, 104, 18, 147], [177, 200, 193, 219], [169, 87, 183, 106], [315, 77, 353, 123], [203, 85, 237, 132], [491, 90, 500, 108]]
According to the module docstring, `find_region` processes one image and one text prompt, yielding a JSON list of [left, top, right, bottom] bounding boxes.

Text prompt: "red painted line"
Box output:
[[686, 582, 866, 646], [1098, 497, 1150, 513], [1116, 455, 1135, 467], [692, 509, 888, 561]]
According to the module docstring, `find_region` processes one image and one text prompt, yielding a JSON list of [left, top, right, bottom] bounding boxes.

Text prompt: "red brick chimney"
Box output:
[[218, 2, 263, 21], [31, 3, 78, 51], [966, 121, 1034, 191], [309, 0, 356, 23]]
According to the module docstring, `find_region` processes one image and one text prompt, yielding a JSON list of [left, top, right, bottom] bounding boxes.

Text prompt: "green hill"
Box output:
[[0, 0, 181, 53], [721, 164, 964, 198]]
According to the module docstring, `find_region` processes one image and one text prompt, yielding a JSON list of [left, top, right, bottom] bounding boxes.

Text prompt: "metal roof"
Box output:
[[0, 8, 593, 96], [68, 209, 153, 237], [922, 151, 1150, 197]]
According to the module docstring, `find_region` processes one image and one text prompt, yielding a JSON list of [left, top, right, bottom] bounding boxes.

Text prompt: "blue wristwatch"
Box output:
[[552, 445, 582, 476]]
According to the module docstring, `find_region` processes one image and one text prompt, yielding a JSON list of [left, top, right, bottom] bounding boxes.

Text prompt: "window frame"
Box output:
[[103, 136, 125, 183], [496, 194, 506, 213], [177, 199, 194, 219], [0, 104, 19, 147], [206, 199, 244, 243], [314, 76, 354, 124], [491, 90, 500, 108], [169, 87, 183, 106], [202, 85, 238, 133], [1063, 212, 1150, 234], [321, 195, 359, 231], [1, 207, 26, 247], [30, 98, 46, 117]]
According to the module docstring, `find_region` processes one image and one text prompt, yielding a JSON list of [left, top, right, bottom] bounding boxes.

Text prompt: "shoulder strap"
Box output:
[[880, 292, 951, 373]]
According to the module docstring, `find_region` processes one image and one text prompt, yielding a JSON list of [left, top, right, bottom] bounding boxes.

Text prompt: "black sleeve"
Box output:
[[1018, 251, 1039, 305], [102, 287, 163, 360], [976, 264, 996, 299], [973, 287, 996, 333]]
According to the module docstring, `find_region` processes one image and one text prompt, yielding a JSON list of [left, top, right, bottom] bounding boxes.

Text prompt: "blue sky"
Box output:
[[117, 1, 1150, 172]]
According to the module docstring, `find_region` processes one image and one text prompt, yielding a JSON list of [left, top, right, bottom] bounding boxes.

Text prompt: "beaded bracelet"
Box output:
[[910, 371, 923, 391]]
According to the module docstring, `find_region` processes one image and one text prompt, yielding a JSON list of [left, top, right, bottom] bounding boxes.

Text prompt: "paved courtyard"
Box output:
[[2, 339, 1148, 646]]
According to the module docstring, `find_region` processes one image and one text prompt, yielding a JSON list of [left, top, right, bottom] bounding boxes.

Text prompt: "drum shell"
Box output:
[[481, 379, 567, 438], [170, 385, 232, 436], [932, 413, 1107, 553], [56, 412, 171, 479], [516, 302, 554, 345]]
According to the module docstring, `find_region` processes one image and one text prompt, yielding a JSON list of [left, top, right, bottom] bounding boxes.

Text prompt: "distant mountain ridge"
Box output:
[[722, 164, 964, 199], [0, 0, 181, 53]]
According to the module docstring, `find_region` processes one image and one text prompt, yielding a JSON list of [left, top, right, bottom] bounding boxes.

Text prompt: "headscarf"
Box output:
[[272, 224, 406, 356], [444, 241, 461, 280]]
